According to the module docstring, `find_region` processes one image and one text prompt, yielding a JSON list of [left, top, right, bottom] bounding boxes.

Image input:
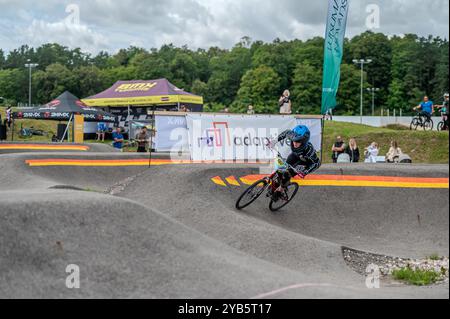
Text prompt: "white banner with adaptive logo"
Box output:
[[296, 118, 322, 152], [186, 114, 322, 161], [155, 115, 189, 152]]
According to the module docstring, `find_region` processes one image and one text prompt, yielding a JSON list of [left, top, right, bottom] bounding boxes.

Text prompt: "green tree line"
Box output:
[[0, 31, 448, 115]]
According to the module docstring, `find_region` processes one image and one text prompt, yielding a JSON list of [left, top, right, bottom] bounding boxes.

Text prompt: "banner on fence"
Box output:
[[296, 118, 322, 151], [155, 115, 189, 152], [185, 114, 322, 161]]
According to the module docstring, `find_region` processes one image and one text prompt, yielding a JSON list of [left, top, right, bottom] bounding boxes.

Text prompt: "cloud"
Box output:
[[0, 0, 448, 54], [24, 19, 110, 53]]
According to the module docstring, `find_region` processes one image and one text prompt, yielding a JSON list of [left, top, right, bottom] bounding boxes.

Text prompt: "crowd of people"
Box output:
[[331, 136, 404, 164], [102, 126, 154, 153]]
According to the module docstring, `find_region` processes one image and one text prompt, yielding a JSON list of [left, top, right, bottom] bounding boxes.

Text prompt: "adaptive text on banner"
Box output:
[[186, 114, 300, 161]]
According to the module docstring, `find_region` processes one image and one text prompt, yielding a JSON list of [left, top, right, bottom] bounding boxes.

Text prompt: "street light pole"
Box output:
[[24, 59, 39, 107], [353, 59, 372, 124], [367, 87, 380, 116]]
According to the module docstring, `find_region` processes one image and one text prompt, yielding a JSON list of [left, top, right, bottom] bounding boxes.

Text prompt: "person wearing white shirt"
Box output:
[[364, 142, 379, 163]]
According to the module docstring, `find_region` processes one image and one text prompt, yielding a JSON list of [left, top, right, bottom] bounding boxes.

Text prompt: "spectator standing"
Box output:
[[331, 136, 346, 163], [5, 106, 12, 128], [180, 104, 191, 113], [135, 127, 149, 153], [279, 90, 292, 114], [96, 121, 107, 142], [324, 109, 333, 121], [345, 138, 360, 163], [112, 127, 124, 152], [247, 105, 255, 115], [386, 141, 403, 163], [364, 142, 379, 163]]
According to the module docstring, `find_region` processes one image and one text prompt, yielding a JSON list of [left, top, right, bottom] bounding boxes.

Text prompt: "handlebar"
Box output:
[[266, 141, 304, 178], [266, 140, 283, 158]]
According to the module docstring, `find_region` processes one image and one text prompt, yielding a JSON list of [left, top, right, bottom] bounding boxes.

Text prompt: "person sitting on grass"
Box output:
[[386, 141, 403, 163], [364, 142, 379, 163], [331, 136, 346, 163], [112, 127, 124, 152], [345, 138, 360, 163]]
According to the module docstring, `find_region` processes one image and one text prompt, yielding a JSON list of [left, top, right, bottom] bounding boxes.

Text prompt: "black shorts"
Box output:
[[419, 112, 431, 120]]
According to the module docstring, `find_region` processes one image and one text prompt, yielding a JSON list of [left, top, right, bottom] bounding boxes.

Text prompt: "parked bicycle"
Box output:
[[19, 126, 48, 138], [410, 112, 434, 131], [235, 144, 301, 212]]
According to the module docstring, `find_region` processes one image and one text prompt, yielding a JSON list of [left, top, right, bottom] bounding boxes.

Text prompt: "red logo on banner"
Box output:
[[76, 100, 87, 108], [213, 122, 231, 147], [47, 100, 61, 107]]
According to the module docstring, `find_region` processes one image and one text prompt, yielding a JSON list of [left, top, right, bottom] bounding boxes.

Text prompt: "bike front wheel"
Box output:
[[269, 182, 300, 212], [235, 179, 269, 210], [437, 121, 444, 131], [410, 118, 420, 131]]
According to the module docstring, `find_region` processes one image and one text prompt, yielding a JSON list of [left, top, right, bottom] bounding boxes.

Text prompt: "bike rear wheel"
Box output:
[[235, 179, 269, 210], [437, 121, 444, 131], [269, 182, 300, 212], [423, 119, 434, 131]]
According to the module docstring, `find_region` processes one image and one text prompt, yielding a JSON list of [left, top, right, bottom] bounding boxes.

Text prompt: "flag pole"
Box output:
[[148, 106, 155, 168], [320, 115, 325, 163]]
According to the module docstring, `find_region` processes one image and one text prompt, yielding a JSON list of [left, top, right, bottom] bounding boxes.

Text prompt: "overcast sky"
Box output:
[[0, 0, 448, 54]]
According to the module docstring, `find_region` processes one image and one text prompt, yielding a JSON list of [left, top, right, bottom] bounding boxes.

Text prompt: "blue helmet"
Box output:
[[292, 125, 310, 144]]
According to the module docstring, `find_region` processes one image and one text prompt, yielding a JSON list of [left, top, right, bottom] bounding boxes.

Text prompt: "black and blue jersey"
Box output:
[[277, 129, 321, 176]]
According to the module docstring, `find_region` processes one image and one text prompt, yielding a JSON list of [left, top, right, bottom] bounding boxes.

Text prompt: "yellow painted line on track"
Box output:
[[223, 177, 449, 189], [1, 145, 89, 151], [25, 159, 266, 167], [23, 158, 449, 190], [226, 176, 241, 186], [26, 161, 171, 167], [211, 176, 227, 187]]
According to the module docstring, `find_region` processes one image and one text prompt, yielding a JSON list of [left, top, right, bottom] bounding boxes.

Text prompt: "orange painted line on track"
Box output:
[[240, 174, 449, 184], [25, 158, 267, 166], [1, 144, 89, 151], [236, 175, 448, 189]]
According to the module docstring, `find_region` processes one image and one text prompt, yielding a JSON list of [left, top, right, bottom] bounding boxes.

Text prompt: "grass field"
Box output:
[[322, 121, 449, 164], [2, 107, 448, 163]]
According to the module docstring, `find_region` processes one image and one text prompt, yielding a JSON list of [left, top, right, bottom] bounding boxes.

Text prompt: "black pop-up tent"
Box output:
[[12, 91, 116, 141]]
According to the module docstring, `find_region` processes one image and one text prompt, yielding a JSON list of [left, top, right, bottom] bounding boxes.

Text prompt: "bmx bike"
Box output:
[[19, 126, 48, 138], [437, 116, 448, 131], [410, 112, 434, 131], [235, 144, 302, 212]]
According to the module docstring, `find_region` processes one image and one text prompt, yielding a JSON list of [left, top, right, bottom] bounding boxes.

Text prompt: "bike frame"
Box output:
[[266, 143, 303, 186]]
